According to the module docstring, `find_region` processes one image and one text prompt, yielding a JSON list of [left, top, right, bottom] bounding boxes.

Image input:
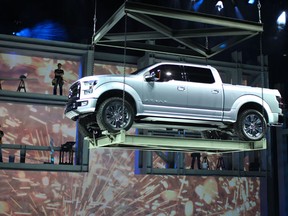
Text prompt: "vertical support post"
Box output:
[[134, 150, 153, 174], [166, 152, 175, 168], [81, 139, 90, 170], [20, 145, 26, 163], [75, 50, 94, 165], [0, 145, 2, 163], [175, 152, 185, 175]]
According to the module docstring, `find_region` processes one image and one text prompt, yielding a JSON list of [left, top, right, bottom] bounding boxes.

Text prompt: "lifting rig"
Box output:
[[89, 1, 268, 177], [0, 2, 268, 176]]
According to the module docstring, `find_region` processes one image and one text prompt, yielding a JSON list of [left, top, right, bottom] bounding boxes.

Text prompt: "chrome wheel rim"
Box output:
[[104, 101, 129, 129], [243, 113, 263, 139]]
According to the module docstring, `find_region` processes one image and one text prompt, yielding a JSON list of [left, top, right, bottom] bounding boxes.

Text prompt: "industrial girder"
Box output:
[[92, 2, 263, 58]]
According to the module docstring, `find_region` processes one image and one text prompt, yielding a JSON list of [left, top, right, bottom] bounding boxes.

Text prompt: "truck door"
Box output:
[[184, 66, 223, 120], [142, 64, 187, 116]]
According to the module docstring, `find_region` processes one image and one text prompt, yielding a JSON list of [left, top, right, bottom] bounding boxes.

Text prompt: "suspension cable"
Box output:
[[257, 0, 267, 179], [92, 0, 97, 50], [205, 36, 209, 64], [122, 0, 128, 126], [257, 1, 266, 149], [257, 0, 264, 105]]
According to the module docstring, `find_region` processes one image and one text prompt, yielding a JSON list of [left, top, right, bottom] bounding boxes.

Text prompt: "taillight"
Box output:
[[276, 96, 284, 109]]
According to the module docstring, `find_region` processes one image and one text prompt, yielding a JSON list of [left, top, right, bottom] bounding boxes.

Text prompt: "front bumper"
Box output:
[[65, 98, 97, 120]]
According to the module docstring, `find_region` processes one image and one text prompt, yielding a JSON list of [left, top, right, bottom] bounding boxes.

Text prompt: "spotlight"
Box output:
[[248, 0, 255, 4], [277, 11, 286, 30], [235, 7, 244, 20], [215, 1, 224, 12], [15, 21, 68, 41], [193, 0, 204, 12]]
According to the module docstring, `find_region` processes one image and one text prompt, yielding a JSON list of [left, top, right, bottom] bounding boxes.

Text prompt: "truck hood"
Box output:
[[72, 74, 136, 85]]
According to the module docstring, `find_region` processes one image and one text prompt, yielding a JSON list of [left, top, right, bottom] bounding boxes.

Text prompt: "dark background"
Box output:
[[0, 0, 287, 91]]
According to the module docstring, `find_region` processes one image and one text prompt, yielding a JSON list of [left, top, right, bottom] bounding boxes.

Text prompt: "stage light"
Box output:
[[230, 0, 244, 20], [248, 0, 255, 4], [193, 0, 204, 12], [215, 1, 224, 12], [15, 20, 68, 41], [235, 6, 244, 20], [277, 11, 286, 30]]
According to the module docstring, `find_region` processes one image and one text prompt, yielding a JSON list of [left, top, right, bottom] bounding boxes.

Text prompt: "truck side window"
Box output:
[[184, 66, 215, 84], [152, 65, 184, 82]]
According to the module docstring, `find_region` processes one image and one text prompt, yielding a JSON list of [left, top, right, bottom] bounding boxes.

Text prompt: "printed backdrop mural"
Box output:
[[0, 53, 261, 215]]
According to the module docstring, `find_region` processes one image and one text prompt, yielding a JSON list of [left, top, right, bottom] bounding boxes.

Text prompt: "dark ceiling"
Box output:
[[0, 0, 287, 86]]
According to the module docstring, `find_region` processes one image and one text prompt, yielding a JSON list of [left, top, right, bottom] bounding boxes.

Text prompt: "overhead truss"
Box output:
[[92, 2, 263, 58]]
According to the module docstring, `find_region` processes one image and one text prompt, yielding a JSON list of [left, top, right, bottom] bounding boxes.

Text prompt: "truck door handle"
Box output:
[[177, 86, 185, 91], [212, 89, 220, 94]]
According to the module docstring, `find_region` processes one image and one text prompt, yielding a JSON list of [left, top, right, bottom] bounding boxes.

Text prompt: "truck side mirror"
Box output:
[[145, 70, 160, 82], [145, 74, 156, 82]]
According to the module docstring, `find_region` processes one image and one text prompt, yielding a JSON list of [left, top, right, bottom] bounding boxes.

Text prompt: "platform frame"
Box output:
[[89, 130, 266, 153]]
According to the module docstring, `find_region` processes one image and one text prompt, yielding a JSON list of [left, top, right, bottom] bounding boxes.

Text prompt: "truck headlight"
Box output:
[[83, 80, 97, 95], [83, 80, 97, 87]]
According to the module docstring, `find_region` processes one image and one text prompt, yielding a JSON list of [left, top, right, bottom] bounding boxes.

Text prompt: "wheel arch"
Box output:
[[230, 95, 272, 123], [237, 102, 268, 122], [96, 90, 137, 114]]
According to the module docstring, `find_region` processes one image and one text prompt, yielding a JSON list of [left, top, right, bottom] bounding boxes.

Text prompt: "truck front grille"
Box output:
[[68, 82, 80, 101]]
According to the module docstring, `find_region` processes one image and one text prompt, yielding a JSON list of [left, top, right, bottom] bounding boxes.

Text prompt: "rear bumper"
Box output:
[[268, 113, 284, 127]]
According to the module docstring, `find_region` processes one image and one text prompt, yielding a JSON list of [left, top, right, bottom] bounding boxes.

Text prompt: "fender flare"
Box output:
[[231, 95, 272, 121], [94, 82, 143, 113]]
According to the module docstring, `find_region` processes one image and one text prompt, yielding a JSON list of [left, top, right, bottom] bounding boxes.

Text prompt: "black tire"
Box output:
[[78, 116, 93, 138], [96, 97, 134, 133], [78, 115, 102, 138], [235, 109, 267, 141]]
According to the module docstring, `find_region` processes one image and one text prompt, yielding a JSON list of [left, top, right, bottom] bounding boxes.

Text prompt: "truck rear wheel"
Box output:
[[235, 109, 267, 141], [96, 97, 134, 133]]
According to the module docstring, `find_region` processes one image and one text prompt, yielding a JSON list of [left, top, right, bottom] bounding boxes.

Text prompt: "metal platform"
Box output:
[[135, 167, 267, 177], [0, 90, 67, 106], [0, 143, 89, 172], [89, 130, 267, 153]]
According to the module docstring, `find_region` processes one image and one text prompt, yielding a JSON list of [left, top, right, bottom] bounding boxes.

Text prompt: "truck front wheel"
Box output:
[[96, 97, 134, 133], [235, 109, 267, 141]]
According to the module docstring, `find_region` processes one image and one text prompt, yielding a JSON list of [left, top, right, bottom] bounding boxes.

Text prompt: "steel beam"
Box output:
[[102, 28, 256, 42], [124, 2, 263, 32], [0, 163, 88, 172], [92, 4, 126, 43], [0, 90, 67, 106], [96, 41, 205, 59], [136, 167, 267, 177], [0, 143, 89, 172], [128, 12, 208, 56]]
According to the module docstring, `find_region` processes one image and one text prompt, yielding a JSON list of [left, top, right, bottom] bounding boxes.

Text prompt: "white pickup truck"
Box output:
[[65, 62, 283, 141]]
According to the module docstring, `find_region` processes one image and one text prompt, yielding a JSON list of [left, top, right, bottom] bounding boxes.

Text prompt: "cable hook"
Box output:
[[257, 0, 262, 23]]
